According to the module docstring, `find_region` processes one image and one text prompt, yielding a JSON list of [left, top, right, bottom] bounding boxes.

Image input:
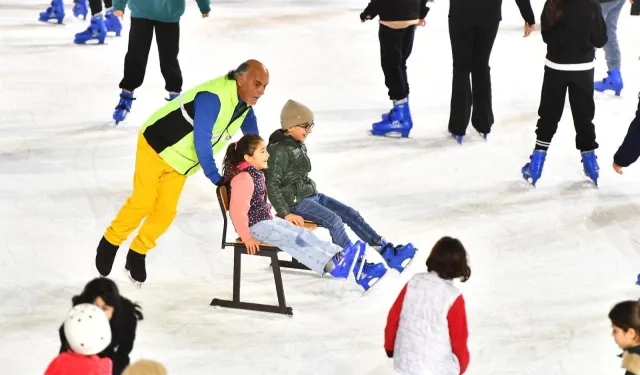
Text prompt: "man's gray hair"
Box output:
[[226, 62, 250, 80]]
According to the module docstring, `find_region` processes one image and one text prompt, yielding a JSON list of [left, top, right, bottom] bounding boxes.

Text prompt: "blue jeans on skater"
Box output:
[[249, 217, 342, 275], [600, 0, 625, 70], [291, 193, 381, 249]]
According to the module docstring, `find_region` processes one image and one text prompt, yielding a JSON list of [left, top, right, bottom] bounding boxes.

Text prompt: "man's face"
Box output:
[[237, 68, 269, 105]]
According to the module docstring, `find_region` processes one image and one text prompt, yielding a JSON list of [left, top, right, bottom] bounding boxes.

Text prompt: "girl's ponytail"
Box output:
[[221, 134, 264, 185], [545, 0, 564, 30]]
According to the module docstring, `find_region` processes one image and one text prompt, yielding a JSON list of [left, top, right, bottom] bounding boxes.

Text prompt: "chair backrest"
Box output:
[[217, 185, 230, 213]]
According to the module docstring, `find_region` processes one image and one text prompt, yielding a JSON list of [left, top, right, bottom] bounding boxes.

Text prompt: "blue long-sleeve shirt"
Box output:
[[614, 100, 640, 168], [193, 92, 259, 185]]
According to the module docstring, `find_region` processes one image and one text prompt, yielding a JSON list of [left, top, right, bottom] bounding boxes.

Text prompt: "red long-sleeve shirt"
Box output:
[[384, 284, 470, 374]]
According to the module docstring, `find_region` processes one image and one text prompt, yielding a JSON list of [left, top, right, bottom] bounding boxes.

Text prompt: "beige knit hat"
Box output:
[[122, 359, 167, 375], [280, 99, 314, 130]]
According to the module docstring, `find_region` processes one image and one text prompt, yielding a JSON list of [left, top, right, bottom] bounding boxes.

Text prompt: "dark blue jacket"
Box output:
[[614, 94, 640, 168]]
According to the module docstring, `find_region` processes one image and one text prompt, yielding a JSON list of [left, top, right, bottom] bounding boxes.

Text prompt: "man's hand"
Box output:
[[417, 18, 426, 27], [524, 23, 535, 37], [613, 162, 624, 174], [114, 10, 124, 18], [244, 238, 260, 255], [284, 213, 305, 227], [202, 13, 209, 18]]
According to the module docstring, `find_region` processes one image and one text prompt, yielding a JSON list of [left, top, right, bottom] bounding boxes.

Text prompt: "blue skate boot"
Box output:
[[74, 14, 107, 44], [113, 90, 135, 125], [379, 240, 417, 273], [581, 150, 599, 186], [451, 132, 464, 144], [372, 99, 412, 138], [104, 9, 123, 36], [521, 150, 547, 186], [166, 91, 180, 101], [353, 258, 388, 294], [595, 69, 623, 96], [39, 0, 65, 24], [72, 0, 88, 20], [330, 241, 366, 284], [381, 97, 412, 125]]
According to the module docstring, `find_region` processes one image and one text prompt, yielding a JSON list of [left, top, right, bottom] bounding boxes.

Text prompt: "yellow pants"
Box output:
[[104, 134, 187, 254]]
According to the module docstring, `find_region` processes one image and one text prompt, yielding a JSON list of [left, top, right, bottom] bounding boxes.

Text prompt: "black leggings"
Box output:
[[88, 0, 113, 16]]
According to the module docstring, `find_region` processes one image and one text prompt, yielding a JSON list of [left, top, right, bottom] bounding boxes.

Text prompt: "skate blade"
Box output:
[[124, 267, 143, 289], [397, 250, 418, 275], [361, 270, 391, 296]]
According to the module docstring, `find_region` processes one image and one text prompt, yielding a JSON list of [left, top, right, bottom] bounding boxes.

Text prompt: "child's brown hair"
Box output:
[[221, 134, 264, 184], [610, 300, 640, 334], [426, 236, 471, 282]]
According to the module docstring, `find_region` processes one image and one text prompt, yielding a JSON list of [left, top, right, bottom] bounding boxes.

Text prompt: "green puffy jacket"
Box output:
[[265, 129, 317, 217]]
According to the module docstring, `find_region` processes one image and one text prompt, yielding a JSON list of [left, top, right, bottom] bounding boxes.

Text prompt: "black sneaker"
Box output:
[[125, 250, 146, 287], [95, 236, 119, 277]]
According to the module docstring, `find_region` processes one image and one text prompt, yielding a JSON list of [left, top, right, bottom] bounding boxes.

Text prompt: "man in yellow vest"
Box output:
[[95, 59, 269, 287]]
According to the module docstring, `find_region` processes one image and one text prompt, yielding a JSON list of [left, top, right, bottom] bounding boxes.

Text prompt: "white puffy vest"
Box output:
[[394, 271, 462, 375]]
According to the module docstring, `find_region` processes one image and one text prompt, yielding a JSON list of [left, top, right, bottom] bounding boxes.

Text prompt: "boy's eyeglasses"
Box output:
[[296, 121, 314, 132]]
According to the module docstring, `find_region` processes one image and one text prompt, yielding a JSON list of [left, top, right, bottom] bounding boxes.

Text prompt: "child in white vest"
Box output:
[[384, 236, 471, 375]]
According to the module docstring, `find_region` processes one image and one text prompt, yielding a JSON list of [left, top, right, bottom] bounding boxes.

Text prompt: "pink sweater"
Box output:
[[229, 172, 255, 242]]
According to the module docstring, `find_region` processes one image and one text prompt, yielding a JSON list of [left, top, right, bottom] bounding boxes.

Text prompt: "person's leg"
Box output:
[[470, 22, 500, 134], [601, 0, 625, 71], [315, 193, 382, 247], [447, 21, 475, 136], [568, 70, 598, 152], [379, 24, 409, 102], [533, 68, 569, 152], [291, 196, 353, 248], [154, 21, 183, 94], [118, 18, 155, 92], [88, 0, 102, 15]]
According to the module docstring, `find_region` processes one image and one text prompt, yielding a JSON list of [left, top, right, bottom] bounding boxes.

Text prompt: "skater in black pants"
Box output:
[[448, 0, 536, 143], [613, 92, 640, 174], [521, 0, 607, 186], [361, 0, 430, 138], [111, 0, 211, 124]]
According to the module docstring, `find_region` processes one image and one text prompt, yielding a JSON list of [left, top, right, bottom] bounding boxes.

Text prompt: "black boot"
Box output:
[[95, 236, 119, 277], [125, 250, 147, 287]]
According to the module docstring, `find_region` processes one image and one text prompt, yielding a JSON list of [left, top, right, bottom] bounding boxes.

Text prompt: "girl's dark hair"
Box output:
[[71, 278, 143, 322], [426, 236, 471, 282], [609, 301, 640, 333], [221, 134, 265, 184], [544, 0, 564, 31]]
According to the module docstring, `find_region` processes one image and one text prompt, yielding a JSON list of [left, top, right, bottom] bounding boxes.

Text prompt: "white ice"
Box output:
[[2, 0, 640, 373]]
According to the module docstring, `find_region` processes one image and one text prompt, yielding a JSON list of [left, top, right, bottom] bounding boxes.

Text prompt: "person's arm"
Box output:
[[360, 0, 380, 21], [419, 0, 430, 19], [614, 108, 640, 168], [195, 0, 211, 15], [590, 1, 608, 48], [447, 295, 470, 374], [193, 92, 223, 185], [113, 0, 127, 12], [384, 284, 408, 357], [264, 147, 292, 217], [229, 173, 254, 242], [240, 107, 259, 135], [515, 0, 536, 25], [110, 309, 139, 375]]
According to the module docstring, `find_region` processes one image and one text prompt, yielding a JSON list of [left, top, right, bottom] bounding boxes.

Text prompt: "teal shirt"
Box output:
[[114, 0, 211, 23]]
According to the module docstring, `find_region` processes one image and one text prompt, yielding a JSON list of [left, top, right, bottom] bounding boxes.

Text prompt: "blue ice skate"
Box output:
[[595, 69, 623, 96], [330, 241, 366, 284], [372, 100, 412, 138], [353, 258, 388, 294], [521, 150, 547, 186], [73, 0, 88, 20], [581, 150, 599, 186], [74, 14, 107, 44], [451, 133, 463, 144], [166, 92, 180, 101], [39, 0, 65, 24], [113, 90, 135, 125], [381, 97, 412, 125], [380, 241, 417, 273], [104, 9, 122, 36]]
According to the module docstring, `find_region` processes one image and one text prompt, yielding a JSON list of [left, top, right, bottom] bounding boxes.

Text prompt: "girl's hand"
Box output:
[[244, 238, 260, 255], [202, 13, 209, 18], [418, 18, 426, 27], [114, 10, 124, 18], [613, 162, 624, 174], [524, 23, 535, 37]]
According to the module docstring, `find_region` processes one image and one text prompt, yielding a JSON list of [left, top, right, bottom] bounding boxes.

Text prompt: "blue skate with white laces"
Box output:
[[73, 0, 88, 20], [74, 14, 107, 44], [113, 90, 135, 125], [39, 0, 65, 24], [380, 241, 417, 273], [595, 69, 623, 96], [104, 9, 123, 36], [330, 241, 365, 284], [521, 150, 547, 186], [372, 100, 412, 138], [354, 259, 389, 294], [581, 150, 599, 186]]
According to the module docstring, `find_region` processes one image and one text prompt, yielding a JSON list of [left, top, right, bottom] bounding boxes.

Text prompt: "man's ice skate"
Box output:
[[380, 241, 417, 273], [581, 150, 599, 186], [74, 14, 107, 44], [113, 90, 135, 125], [166, 91, 180, 101], [595, 69, 623, 96], [124, 250, 146, 288], [104, 9, 122, 36], [381, 97, 412, 126], [39, 0, 65, 24], [329, 241, 366, 284], [72, 0, 88, 20], [95, 236, 119, 277], [521, 150, 547, 186], [372, 100, 412, 138]]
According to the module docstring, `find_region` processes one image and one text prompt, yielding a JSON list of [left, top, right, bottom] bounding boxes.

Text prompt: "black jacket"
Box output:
[[59, 298, 143, 375], [614, 94, 640, 168], [360, 0, 429, 22], [541, 0, 607, 65], [449, 0, 536, 26]]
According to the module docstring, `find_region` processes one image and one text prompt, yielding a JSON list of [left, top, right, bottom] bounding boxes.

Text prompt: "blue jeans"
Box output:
[[600, 0, 625, 71], [249, 217, 342, 275], [291, 193, 381, 249]]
